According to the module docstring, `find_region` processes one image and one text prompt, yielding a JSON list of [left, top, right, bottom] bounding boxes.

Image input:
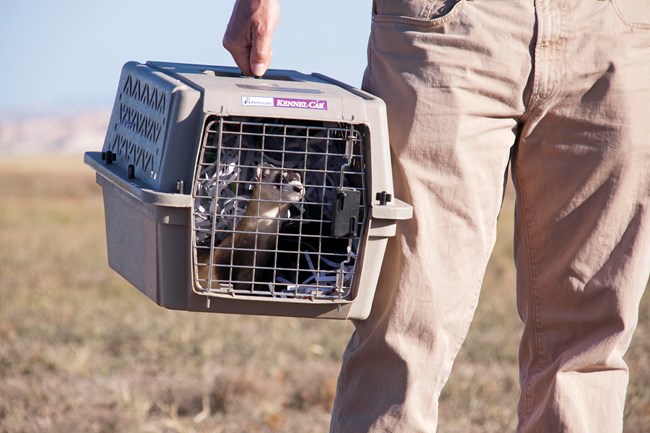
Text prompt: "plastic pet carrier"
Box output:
[[85, 61, 412, 320]]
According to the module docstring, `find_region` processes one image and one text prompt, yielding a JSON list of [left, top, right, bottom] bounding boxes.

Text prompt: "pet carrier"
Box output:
[[84, 61, 412, 320]]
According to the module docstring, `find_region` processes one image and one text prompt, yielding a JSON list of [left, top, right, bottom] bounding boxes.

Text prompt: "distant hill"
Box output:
[[0, 107, 110, 155]]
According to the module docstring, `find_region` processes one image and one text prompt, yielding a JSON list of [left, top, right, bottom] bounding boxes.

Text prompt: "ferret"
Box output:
[[197, 165, 304, 290]]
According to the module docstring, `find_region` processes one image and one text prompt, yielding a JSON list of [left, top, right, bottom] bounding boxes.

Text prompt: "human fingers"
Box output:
[[222, 0, 279, 77]]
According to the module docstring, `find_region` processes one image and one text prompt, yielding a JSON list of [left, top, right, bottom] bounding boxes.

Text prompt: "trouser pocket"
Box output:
[[611, 0, 650, 29], [373, 0, 463, 22]]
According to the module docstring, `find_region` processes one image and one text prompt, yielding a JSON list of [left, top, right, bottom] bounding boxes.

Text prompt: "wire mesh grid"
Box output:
[[192, 116, 367, 301]]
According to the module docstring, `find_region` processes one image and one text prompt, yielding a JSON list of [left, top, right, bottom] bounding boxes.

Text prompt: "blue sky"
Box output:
[[0, 0, 371, 113]]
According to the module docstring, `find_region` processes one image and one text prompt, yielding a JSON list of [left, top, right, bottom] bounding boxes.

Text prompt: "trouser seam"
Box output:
[[514, 161, 544, 428], [441, 209, 500, 399]]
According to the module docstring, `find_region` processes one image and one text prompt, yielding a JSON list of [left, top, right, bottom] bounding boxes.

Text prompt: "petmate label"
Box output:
[[241, 96, 274, 107], [242, 96, 328, 110]]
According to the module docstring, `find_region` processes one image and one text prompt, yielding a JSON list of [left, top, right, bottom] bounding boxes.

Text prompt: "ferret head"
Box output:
[[255, 165, 305, 203]]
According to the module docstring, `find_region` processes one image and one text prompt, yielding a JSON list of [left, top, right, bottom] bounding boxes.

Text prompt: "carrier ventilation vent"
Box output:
[[106, 74, 168, 177]]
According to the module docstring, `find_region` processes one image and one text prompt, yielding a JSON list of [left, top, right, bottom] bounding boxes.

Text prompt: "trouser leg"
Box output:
[[330, 1, 535, 432], [330, 1, 649, 432], [514, 2, 650, 432]]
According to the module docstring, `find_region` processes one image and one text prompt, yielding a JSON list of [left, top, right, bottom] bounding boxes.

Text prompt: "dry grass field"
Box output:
[[0, 156, 648, 433]]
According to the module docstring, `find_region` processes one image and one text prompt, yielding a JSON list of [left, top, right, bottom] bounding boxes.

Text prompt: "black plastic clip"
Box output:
[[103, 151, 117, 165], [376, 191, 392, 205]]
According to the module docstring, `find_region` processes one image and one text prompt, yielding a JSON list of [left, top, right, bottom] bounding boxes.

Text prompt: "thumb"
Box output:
[[249, 18, 275, 77], [249, 27, 274, 77]]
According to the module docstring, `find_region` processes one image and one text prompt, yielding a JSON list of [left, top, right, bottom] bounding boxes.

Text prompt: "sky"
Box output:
[[0, 0, 372, 113]]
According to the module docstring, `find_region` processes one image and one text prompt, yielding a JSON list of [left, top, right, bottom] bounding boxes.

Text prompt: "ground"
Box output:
[[0, 156, 647, 433]]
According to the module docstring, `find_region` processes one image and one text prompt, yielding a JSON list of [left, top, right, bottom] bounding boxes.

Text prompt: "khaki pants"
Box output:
[[330, 1, 650, 432]]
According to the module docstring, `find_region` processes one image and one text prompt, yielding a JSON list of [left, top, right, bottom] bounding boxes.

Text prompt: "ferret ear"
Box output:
[[256, 164, 273, 181]]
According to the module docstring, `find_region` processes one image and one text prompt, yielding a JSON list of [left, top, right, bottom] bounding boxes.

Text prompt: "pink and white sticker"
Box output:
[[242, 96, 328, 110]]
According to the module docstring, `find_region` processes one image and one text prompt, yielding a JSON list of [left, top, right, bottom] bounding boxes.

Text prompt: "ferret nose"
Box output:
[[293, 185, 303, 193]]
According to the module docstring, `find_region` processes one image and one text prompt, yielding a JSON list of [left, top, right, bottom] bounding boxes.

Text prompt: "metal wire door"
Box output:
[[192, 116, 367, 301]]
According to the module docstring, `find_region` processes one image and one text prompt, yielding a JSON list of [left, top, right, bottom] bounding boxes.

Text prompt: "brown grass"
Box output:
[[0, 156, 647, 433]]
